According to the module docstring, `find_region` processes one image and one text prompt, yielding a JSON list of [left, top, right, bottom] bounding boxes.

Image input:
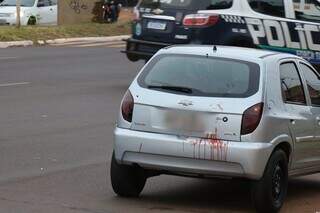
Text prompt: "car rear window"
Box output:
[[138, 54, 260, 98], [248, 0, 285, 17], [139, 0, 233, 10]]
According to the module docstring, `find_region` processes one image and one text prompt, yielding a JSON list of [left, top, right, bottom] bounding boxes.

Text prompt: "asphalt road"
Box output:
[[0, 46, 320, 213]]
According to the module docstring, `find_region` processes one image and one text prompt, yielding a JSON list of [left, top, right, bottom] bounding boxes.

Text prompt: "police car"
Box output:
[[124, 0, 320, 70]]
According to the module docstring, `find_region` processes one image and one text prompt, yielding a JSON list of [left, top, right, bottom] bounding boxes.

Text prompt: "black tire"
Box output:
[[110, 152, 146, 197], [126, 53, 139, 62], [27, 16, 36, 25], [252, 149, 288, 213]]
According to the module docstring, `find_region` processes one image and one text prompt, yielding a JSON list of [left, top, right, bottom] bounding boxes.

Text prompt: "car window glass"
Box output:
[[199, 0, 233, 10], [300, 63, 320, 105], [280, 62, 306, 104], [138, 54, 260, 98], [38, 0, 50, 7], [140, 0, 192, 8], [50, 0, 57, 6], [293, 0, 320, 23], [0, 0, 35, 7], [139, 0, 233, 10], [248, 0, 285, 17]]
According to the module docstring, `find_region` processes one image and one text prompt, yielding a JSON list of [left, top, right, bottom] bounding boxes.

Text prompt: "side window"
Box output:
[[50, 0, 57, 6], [300, 63, 320, 106], [37, 0, 50, 7], [293, 0, 320, 23], [202, 0, 233, 10], [280, 62, 306, 104], [248, 0, 285, 17]]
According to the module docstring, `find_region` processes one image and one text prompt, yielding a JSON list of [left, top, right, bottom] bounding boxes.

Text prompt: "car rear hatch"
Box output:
[[135, 0, 229, 43], [130, 53, 262, 142], [132, 96, 246, 141]]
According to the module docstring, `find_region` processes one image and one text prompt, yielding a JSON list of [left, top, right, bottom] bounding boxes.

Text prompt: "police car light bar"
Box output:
[[183, 14, 219, 27]]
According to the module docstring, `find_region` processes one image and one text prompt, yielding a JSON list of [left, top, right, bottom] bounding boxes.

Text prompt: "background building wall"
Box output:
[[58, 0, 103, 25], [58, 0, 138, 25]]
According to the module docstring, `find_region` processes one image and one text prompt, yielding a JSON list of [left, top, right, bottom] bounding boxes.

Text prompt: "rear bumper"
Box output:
[[122, 38, 172, 61], [114, 127, 275, 180]]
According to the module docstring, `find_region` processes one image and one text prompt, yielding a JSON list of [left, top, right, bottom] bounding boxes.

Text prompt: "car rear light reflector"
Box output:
[[183, 14, 219, 26], [121, 90, 134, 122], [241, 103, 264, 135]]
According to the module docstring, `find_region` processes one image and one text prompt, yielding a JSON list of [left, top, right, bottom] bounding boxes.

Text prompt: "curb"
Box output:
[[0, 40, 33, 48], [45, 35, 130, 45], [0, 35, 131, 48]]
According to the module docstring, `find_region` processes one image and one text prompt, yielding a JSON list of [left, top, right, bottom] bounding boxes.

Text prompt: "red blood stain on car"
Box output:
[[187, 128, 229, 161]]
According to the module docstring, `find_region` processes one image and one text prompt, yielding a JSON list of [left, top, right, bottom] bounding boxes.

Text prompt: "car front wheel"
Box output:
[[110, 152, 146, 197], [27, 16, 36, 25], [252, 149, 288, 213]]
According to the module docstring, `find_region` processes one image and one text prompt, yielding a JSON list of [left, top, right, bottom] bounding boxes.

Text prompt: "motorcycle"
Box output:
[[102, 1, 121, 23]]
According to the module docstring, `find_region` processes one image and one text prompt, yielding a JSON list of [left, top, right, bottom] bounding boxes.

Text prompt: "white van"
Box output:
[[0, 0, 57, 25]]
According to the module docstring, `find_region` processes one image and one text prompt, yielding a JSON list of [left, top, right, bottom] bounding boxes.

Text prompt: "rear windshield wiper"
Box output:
[[148, 85, 193, 94]]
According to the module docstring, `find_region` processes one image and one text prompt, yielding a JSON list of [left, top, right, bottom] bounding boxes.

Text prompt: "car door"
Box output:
[[298, 60, 320, 165], [47, 0, 57, 25], [279, 60, 316, 169], [36, 0, 51, 24]]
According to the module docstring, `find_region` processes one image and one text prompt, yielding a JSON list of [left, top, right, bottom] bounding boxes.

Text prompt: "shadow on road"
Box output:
[[118, 177, 254, 212], [111, 174, 320, 212]]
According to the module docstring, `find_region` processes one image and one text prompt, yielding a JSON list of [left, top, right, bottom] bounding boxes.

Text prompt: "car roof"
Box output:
[[158, 45, 299, 63]]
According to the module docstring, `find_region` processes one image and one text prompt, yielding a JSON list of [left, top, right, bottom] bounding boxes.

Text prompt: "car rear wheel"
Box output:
[[126, 53, 140, 62], [251, 149, 288, 213], [110, 152, 146, 197]]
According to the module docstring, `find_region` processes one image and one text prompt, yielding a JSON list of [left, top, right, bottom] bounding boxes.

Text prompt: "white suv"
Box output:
[[0, 0, 57, 25]]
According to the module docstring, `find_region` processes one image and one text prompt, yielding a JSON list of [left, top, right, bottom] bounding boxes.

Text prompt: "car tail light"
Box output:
[[121, 90, 134, 122], [241, 103, 264, 135], [183, 14, 219, 27]]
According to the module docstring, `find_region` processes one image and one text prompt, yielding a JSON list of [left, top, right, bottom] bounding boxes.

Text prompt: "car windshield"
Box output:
[[0, 0, 35, 7], [140, 0, 233, 10], [138, 54, 260, 98]]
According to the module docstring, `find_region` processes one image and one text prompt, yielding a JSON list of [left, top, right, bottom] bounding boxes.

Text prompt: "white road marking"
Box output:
[[0, 82, 30, 87], [0, 56, 18, 60]]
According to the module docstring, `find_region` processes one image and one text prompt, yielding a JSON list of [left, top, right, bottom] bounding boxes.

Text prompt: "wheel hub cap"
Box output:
[[272, 165, 283, 201]]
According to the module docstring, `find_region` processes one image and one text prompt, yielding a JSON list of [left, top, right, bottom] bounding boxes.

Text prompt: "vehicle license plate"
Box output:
[[165, 110, 205, 132], [147, 21, 167, 30]]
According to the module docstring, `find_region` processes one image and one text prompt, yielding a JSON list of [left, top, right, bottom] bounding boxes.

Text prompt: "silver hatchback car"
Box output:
[[111, 45, 320, 213]]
